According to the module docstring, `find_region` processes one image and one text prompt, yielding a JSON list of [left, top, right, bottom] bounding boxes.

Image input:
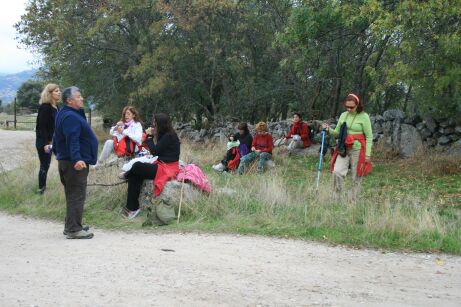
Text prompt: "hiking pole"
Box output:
[[315, 129, 327, 190], [177, 176, 185, 224]]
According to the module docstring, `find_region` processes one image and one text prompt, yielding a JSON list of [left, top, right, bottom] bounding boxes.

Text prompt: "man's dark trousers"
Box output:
[[58, 160, 88, 233]]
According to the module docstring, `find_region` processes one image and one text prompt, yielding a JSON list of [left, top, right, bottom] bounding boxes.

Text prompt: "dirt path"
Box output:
[[0, 129, 460, 306], [0, 129, 35, 171]]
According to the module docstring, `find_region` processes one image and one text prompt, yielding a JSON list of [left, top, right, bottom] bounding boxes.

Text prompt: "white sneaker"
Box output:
[[127, 209, 141, 219], [212, 163, 225, 172]]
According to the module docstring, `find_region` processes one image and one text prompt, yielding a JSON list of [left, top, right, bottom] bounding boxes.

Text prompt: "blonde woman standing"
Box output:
[[35, 83, 61, 194]]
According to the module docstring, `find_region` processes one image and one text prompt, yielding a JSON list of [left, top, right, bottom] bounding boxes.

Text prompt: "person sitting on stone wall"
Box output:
[[281, 112, 311, 155]]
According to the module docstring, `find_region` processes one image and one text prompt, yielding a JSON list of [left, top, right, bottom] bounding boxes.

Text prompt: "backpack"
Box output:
[[227, 147, 241, 171], [113, 135, 136, 157], [177, 164, 212, 193], [113, 133, 148, 158]]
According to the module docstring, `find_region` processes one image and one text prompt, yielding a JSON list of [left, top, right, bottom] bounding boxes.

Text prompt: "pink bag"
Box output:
[[177, 164, 212, 193]]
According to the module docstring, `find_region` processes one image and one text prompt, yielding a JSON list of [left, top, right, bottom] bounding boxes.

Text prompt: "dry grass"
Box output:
[[0, 138, 460, 253]]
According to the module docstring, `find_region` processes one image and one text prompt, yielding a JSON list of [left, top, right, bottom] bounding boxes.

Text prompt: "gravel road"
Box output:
[[0, 129, 460, 306]]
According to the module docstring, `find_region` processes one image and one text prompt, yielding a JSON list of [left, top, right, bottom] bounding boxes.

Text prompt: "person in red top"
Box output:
[[238, 122, 273, 174], [283, 112, 311, 154]]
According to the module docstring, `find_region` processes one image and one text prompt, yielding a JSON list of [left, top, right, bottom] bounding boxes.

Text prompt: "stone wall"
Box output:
[[175, 110, 461, 158]]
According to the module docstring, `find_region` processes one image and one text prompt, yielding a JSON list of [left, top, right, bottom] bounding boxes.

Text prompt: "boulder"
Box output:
[[140, 180, 202, 226], [399, 124, 423, 158], [449, 134, 460, 142], [455, 126, 461, 134], [383, 109, 406, 121], [288, 144, 322, 157]]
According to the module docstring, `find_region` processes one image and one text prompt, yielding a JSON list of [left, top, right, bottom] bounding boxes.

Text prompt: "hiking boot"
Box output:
[[212, 163, 225, 172], [63, 225, 90, 236], [66, 230, 94, 239]]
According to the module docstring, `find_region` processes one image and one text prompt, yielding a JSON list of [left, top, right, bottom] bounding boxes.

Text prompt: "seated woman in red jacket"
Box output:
[[283, 112, 311, 154], [238, 122, 273, 174]]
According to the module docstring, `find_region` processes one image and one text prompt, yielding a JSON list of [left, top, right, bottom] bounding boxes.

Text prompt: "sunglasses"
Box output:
[[345, 105, 356, 110]]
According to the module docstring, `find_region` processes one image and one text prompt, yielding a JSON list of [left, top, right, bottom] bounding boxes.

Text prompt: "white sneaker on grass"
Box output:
[[212, 162, 225, 172], [127, 209, 141, 219]]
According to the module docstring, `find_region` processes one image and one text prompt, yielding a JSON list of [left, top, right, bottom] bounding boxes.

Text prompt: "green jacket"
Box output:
[[329, 111, 373, 156]]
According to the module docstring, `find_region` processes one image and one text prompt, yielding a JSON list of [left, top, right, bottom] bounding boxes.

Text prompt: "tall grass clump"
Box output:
[[1, 140, 460, 254]]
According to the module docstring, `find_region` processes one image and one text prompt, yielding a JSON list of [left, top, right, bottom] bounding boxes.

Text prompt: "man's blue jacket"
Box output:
[[53, 105, 98, 165]]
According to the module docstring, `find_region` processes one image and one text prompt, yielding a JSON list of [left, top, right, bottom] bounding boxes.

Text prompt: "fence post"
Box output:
[[14, 97, 17, 130]]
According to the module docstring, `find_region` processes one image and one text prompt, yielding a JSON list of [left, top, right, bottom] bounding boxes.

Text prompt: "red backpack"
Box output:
[[227, 147, 241, 171], [113, 136, 136, 157]]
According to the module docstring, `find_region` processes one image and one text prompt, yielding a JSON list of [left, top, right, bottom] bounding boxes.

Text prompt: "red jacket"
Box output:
[[286, 121, 311, 148], [252, 133, 273, 154], [330, 134, 372, 177]]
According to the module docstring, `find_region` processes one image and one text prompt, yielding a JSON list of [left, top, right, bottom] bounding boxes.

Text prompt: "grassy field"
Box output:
[[0, 138, 460, 254]]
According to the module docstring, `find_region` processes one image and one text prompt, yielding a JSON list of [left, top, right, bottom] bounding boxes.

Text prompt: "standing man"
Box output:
[[53, 86, 98, 239]]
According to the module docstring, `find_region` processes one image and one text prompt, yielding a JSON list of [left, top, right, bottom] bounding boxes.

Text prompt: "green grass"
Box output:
[[1, 142, 460, 254]]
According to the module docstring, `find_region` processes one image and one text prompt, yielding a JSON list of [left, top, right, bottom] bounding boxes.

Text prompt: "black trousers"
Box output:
[[126, 162, 158, 211], [36, 140, 52, 189], [58, 160, 89, 233]]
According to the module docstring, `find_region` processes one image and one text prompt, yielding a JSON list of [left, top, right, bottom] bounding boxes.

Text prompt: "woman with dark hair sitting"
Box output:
[[283, 112, 311, 154], [120, 113, 180, 219], [212, 122, 253, 172]]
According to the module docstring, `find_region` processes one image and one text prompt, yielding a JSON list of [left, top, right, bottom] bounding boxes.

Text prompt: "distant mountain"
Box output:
[[0, 69, 38, 104]]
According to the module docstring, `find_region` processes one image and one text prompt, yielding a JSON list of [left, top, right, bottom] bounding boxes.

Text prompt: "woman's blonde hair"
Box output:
[[39, 83, 60, 105], [255, 121, 268, 132]]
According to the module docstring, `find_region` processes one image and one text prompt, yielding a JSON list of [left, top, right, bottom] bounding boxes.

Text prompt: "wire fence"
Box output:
[[0, 99, 96, 131]]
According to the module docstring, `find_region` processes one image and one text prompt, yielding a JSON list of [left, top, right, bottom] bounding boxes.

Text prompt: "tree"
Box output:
[[16, 80, 43, 112]]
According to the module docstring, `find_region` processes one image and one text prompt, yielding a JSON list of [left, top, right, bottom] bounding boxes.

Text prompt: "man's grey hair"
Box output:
[[61, 86, 81, 104]]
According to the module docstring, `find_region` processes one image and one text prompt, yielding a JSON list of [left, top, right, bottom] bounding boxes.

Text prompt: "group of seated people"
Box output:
[[212, 112, 312, 174]]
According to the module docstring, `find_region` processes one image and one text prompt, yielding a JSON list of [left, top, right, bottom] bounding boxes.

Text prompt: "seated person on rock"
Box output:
[[94, 106, 143, 167], [119, 113, 180, 219], [238, 122, 273, 174], [282, 112, 311, 154], [213, 122, 253, 172]]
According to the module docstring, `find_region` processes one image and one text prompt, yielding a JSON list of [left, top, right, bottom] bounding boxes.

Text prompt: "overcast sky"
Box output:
[[0, 0, 37, 74]]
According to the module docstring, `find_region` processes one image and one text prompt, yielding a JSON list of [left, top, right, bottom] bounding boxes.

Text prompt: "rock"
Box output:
[[455, 126, 461, 134], [420, 128, 432, 140], [199, 129, 207, 138], [140, 180, 202, 226], [372, 122, 383, 135], [439, 127, 455, 135], [399, 124, 423, 158], [383, 109, 406, 121], [416, 122, 425, 131], [437, 136, 451, 146], [449, 134, 460, 142], [405, 114, 421, 125], [288, 144, 322, 157], [424, 117, 437, 133], [447, 140, 461, 156], [439, 120, 451, 128]]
